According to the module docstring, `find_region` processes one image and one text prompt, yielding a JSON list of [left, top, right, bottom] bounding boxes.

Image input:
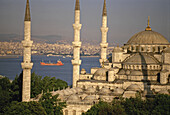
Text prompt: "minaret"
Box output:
[[99, 0, 109, 66], [21, 0, 33, 102], [71, 0, 82, 88]]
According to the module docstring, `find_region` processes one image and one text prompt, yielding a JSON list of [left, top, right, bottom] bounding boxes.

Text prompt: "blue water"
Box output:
[[0, 55, 100, 85]]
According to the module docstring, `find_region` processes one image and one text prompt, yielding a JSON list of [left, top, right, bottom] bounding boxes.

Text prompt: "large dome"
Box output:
[[126, 30, 169, 45]]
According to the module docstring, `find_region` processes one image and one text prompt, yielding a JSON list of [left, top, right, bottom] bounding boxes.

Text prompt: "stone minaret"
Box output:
[[99, 0, 109, 66], [71, 0, 82, 88], [21, 0, 33, 102]]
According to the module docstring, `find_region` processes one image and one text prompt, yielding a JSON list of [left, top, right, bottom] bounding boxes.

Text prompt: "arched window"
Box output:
[[73, 110, 76, 115], [65, 110, 68, 115]]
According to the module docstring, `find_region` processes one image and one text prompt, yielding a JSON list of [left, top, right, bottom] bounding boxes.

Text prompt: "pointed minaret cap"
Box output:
[[75, 0, 80, 11], [25, 0, 31, 21], [102, 0, 107, 16], [145, 16, 152, 31]]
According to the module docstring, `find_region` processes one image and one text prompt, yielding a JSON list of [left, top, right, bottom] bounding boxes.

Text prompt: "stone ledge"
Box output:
[[21, 62, 33, 69]]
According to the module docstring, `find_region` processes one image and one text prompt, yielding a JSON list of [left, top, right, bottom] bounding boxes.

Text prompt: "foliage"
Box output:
[[4, 101, 46, 115], [84, 94, 170, 115], [39, 93, 66, 115], [84, 101, 125, 115], [0, 77, 11, 113], [31, 72, 68, 98]]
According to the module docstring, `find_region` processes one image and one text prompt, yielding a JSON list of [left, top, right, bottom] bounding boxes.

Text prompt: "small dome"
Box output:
[[118, 69, 126, 75], [83, 95, 97, 102], [158, 90, 169, 95], [85, 87, 96, 94], [129, 70, 143, 76], [75, 87, 83, 93], [163, 47, 170, 53], [81, 68, 86, 74], [126, 30, 169, 45], [112, 46, 123, 52], [113, 87, 124, 96], [93, 68, 108, 80], [99, 87, 112, 94], [126, 84, 141, 91], [67, 94, 81, 102]]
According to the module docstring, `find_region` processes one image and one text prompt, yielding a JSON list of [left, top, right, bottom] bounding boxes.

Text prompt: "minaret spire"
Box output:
[[72, 0, 82, 88], [75, 0, 80, 11], [25, 0, 31, 21], [102, 0, 107, 16], [145, 16, 152, 31], [99, 0, 109, 66], [21, 0, 33, 102]]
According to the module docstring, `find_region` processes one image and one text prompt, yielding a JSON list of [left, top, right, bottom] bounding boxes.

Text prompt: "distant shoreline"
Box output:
[[0, 55, 20, 58]]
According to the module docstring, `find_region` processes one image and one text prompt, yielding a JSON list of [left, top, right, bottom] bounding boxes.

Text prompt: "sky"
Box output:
[[0, 0, 170, 45]]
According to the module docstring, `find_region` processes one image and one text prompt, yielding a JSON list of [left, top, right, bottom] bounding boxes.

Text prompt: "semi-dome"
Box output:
[[129, 70, 143, 76], [126, 84, 141, 91], [93, 68, 108, 80], [123, 53, 159, 65], [126, 30, 169, 45]]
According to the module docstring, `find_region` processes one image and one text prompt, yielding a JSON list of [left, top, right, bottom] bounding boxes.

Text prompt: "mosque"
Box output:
[[21, 0, 170, 115]]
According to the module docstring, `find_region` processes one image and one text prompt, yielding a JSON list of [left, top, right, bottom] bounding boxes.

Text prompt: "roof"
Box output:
[[25, 0, 31, 21], [123, 53, 160, 65], [163, 47, 170, 53], [102, 0, 107, 16], [75, 0, 80, 11], [126, 30, 169, 45]]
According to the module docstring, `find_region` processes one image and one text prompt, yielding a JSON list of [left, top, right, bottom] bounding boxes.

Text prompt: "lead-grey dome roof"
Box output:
[[126, 30, 169, 45]]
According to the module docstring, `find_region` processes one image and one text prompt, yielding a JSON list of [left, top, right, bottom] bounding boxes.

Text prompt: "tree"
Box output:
[[0, 77, 11, 113], [4, 101, 46, 115], [39, 93, 66, 115], [83, 100, 125, 115]]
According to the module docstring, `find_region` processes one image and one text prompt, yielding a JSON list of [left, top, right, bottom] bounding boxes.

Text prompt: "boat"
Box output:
[[40, 60, 64, 66]]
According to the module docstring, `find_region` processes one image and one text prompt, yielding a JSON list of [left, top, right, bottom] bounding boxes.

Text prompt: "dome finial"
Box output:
[[145, 16, 152, 31]]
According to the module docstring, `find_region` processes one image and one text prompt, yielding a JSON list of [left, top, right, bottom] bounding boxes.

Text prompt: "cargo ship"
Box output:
[[40, 60, 64, 66]]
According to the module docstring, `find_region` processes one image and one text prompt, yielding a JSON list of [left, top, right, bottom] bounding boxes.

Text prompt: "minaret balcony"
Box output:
[[71, 60, 81, 65], [22, 40, 33, 47], [101, 27, 108, 33], [100, 43, 108, 48], [73, 24, 82, 30], [72, 42, 81, 47], [21, 62, 33, 69]]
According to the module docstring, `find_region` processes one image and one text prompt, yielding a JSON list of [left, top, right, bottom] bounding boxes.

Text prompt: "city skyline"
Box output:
[[0, 0, 170, 45]]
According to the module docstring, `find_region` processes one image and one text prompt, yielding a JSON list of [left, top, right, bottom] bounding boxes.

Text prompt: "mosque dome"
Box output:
[[123, 53, 159, 65], [93, 68, 108, 80], [67, 94, 81, 102], [126, 84, 141, 91], [126, 30, 169, 45], [126, 17, 169, 45]]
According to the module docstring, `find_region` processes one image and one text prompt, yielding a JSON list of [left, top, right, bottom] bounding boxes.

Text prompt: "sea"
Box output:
[[0, 55, 100, 85]]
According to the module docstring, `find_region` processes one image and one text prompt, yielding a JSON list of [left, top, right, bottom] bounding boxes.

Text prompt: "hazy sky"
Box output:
[[0, 0, 170, 45]]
